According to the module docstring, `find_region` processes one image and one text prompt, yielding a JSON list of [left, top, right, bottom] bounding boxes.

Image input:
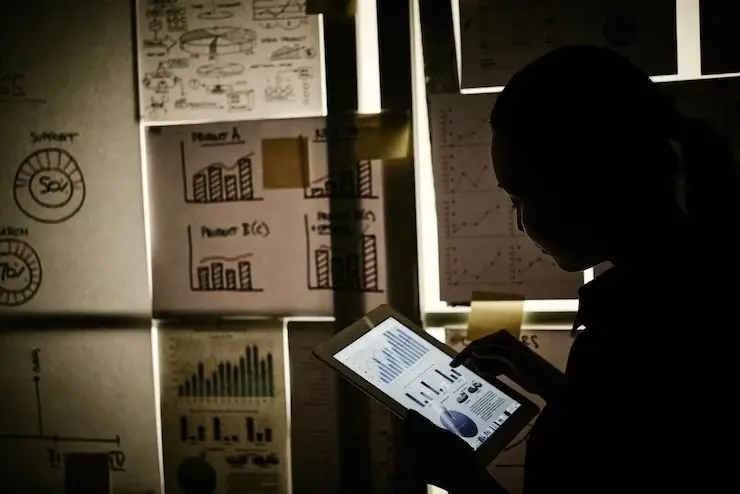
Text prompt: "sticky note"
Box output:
[[262, 137, 309, 189], [354, 114, 411, 160], [467, 291, 525, 341]]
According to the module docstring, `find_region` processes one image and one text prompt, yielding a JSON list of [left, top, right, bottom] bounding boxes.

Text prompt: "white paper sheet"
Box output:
[[430, 93, 583, 303], [158, 324, 289, 494], [445, 327, 575, 494], [0, 328, 161, 494], [136, 0, 325, 123], [0, 0, 149, 314], [459, 0, 678, 88], [146, 119, 387, 316]]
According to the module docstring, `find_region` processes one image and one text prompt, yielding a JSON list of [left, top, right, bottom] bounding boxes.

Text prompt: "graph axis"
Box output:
[[303, 215, 383, 293], [302, 160, 379, 200], [187, 226, 264, 293], [180, 141, 263, 204]]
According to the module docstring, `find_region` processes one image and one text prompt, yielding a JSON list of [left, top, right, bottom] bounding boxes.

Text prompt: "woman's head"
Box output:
[[490, 46, 739, 271]]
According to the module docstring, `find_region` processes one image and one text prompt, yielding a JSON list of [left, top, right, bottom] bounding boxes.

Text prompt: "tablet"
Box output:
[[313, 305, 540, 464]]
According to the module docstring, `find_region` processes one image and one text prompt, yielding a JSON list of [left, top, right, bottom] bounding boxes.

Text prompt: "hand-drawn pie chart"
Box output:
[[0, 239, 42, 307], [179, 27, 257, 57], [14, 148, 86, 223]]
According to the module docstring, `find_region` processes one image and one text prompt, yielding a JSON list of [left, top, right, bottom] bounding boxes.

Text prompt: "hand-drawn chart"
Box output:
[[303, 160, 379, 199], [0, 238, 42, 307], [13, 148, 86, 223], [137, 0, 324, 123], [187, 225, 265, 293], [159, 327, 289, 494], [0, 330, 160, 493], [147, 119, 387, 316], [430, 93, 583, 302], [180, 141, 264, 203], [303, 210, 383, 293], [458, 0, 677, 88]]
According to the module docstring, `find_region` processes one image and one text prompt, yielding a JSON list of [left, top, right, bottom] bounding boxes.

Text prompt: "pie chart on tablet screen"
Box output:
[[440, 410, 478, 438]]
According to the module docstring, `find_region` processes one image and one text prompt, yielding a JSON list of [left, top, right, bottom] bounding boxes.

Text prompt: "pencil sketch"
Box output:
[[303, 210, 383, 294], [0, 238, 42, 306], [253, 0, 308, 30], [0, 348, 125, 468], [13, 148, 86, 224], [137, 0, 324, 122]]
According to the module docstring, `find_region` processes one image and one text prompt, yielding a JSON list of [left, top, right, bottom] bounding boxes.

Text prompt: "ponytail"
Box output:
[[671, 116, 740, 229]]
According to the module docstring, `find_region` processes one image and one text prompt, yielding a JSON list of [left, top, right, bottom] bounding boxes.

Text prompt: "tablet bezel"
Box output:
[[313, 304, 541, 466]]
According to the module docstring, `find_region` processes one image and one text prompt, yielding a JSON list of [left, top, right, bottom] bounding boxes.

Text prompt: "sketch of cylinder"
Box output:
[[187, 226, 262, 293]]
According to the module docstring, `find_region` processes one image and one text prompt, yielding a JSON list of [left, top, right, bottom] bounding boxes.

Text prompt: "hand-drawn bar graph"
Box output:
[[187, 226, 263, 293], [304, 216, 382, 292], [177, 345, 275, 398], [180, 141, 263, 204], [179, 415, 273, 444], [371, 326, 430, 384], [303, 160, 379, 199]]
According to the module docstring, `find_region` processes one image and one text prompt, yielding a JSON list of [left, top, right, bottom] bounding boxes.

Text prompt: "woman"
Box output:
[[400, 46, 739, 494]]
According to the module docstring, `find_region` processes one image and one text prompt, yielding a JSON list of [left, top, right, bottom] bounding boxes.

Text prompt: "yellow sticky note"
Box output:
[[467, 291, 525, 341], [261, 137, 309, 189], [354, 114, 411, 160]]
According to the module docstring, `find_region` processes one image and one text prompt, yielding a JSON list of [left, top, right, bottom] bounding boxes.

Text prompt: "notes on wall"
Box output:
[[445, 327, 575, 494], [699, 1, 740, 75], [137, 0, 325, 123], [158, 324, 289, 494], [287, 321, 341, 494], [0, 328, 161, 494], [458, 0, 678, 88], [147, 118, 387, 316], [0, 0, 149, 314], [429, 93, 582, 303]]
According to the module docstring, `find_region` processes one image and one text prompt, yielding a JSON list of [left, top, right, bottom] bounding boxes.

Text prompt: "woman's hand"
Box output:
[[451, 330, 566, 402], [398, 410, 507, 494]]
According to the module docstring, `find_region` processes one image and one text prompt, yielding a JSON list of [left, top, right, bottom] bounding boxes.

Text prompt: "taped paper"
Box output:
[[467, 291, 525, 341], [262, 137, 309, 189], [355, 114, 411, 160]]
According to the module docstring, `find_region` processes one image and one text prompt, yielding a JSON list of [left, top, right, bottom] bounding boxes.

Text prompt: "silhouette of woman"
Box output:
[[400, 46, 739, 494]]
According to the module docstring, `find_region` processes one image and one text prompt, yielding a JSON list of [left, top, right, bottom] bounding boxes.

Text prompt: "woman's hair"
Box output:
[[490, 45, 740, 230]]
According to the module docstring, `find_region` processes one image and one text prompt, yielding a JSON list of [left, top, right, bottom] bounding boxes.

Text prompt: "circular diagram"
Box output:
[[0, 239, 42, 307], [177, 456, 216, 494], [180, 27, 257, 57], [14, 148, 85, 223], [440, 410, 479, 438], [196, 62, 245, 78]]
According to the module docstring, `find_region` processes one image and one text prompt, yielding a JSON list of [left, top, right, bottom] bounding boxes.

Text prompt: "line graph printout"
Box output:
[[136, 0, 324, 123], [0, 329, 161, 494], [147, 118, 387, 316], [158, 326, 288, 494], [430, 93, 582, 302], [458, 0, 677, 88]]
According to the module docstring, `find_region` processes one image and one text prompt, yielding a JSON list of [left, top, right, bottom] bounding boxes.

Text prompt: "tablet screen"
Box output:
[[333, 317, 521, 450]]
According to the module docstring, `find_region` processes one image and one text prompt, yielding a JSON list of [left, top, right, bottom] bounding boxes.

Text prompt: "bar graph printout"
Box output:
[[158, 326, 289, 494], [429, 93, 583, 302], [147, 118, 387, 315]]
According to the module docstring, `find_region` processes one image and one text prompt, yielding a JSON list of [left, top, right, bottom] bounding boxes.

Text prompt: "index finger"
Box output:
[[450, 343, 475, 367]]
